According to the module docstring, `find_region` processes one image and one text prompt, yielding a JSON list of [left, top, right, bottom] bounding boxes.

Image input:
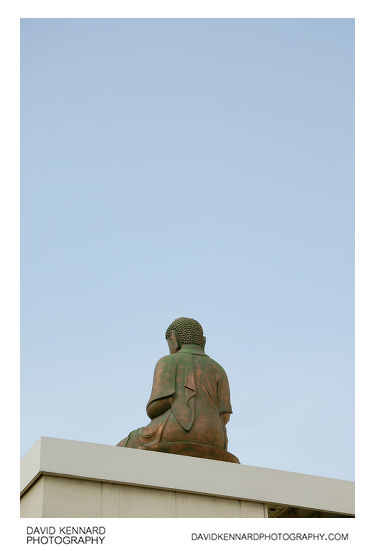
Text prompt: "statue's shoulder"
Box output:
[[205, 356, 228, 376], [204, 353, 221, 366], [155, 354, 175, 367]]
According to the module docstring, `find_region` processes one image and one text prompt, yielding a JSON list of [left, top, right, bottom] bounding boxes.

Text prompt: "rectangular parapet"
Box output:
[[21, 437, 354, 518]]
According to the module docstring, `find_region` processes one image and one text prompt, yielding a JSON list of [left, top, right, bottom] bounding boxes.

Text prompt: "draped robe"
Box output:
[[119, 344, 233, 451]]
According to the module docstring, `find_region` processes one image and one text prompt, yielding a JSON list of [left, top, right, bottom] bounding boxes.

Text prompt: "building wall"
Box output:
[[20, 476, 45, 518], [21, 474, 267, 518]]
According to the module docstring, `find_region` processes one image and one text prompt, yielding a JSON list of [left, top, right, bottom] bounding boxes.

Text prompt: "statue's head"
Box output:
[[165, 317, 206, 354]]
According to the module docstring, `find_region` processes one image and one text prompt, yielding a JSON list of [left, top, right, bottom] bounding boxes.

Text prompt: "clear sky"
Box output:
[[20, 18, 354, 480]]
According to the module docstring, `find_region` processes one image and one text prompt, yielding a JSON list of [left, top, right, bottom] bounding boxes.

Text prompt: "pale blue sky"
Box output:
[[21, 18, 354, 480]]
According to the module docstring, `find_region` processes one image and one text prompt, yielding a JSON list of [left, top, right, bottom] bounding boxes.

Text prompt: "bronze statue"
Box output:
[[117, 317, 239, 463]]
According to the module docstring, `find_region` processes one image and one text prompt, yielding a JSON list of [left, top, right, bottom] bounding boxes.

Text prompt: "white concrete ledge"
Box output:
[[21, 437, 354, 516]]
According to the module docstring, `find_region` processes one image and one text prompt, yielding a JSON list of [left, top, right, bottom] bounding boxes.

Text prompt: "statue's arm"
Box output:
[[146, 357, 176, 419], [217, 367, 233, 424], [220, 412, 231, 425], [146, 396, 173, 419]]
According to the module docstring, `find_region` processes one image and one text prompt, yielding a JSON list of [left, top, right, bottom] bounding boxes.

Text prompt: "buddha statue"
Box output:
[[117, 317, 239, 463]]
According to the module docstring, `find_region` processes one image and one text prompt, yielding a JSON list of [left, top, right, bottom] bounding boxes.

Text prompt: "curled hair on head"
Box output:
[[165, 317, 205, 347]]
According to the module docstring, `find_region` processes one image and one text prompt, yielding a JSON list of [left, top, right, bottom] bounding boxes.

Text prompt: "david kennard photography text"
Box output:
[[26, 526, 105, 545]]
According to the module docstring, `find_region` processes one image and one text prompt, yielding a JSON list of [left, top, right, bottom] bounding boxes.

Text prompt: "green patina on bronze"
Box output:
[[117, 317, 239, 463]]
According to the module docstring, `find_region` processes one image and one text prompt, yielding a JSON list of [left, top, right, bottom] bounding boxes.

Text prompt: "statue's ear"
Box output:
[[170, 330, 181, 350], [202, 336, 206, 351]]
